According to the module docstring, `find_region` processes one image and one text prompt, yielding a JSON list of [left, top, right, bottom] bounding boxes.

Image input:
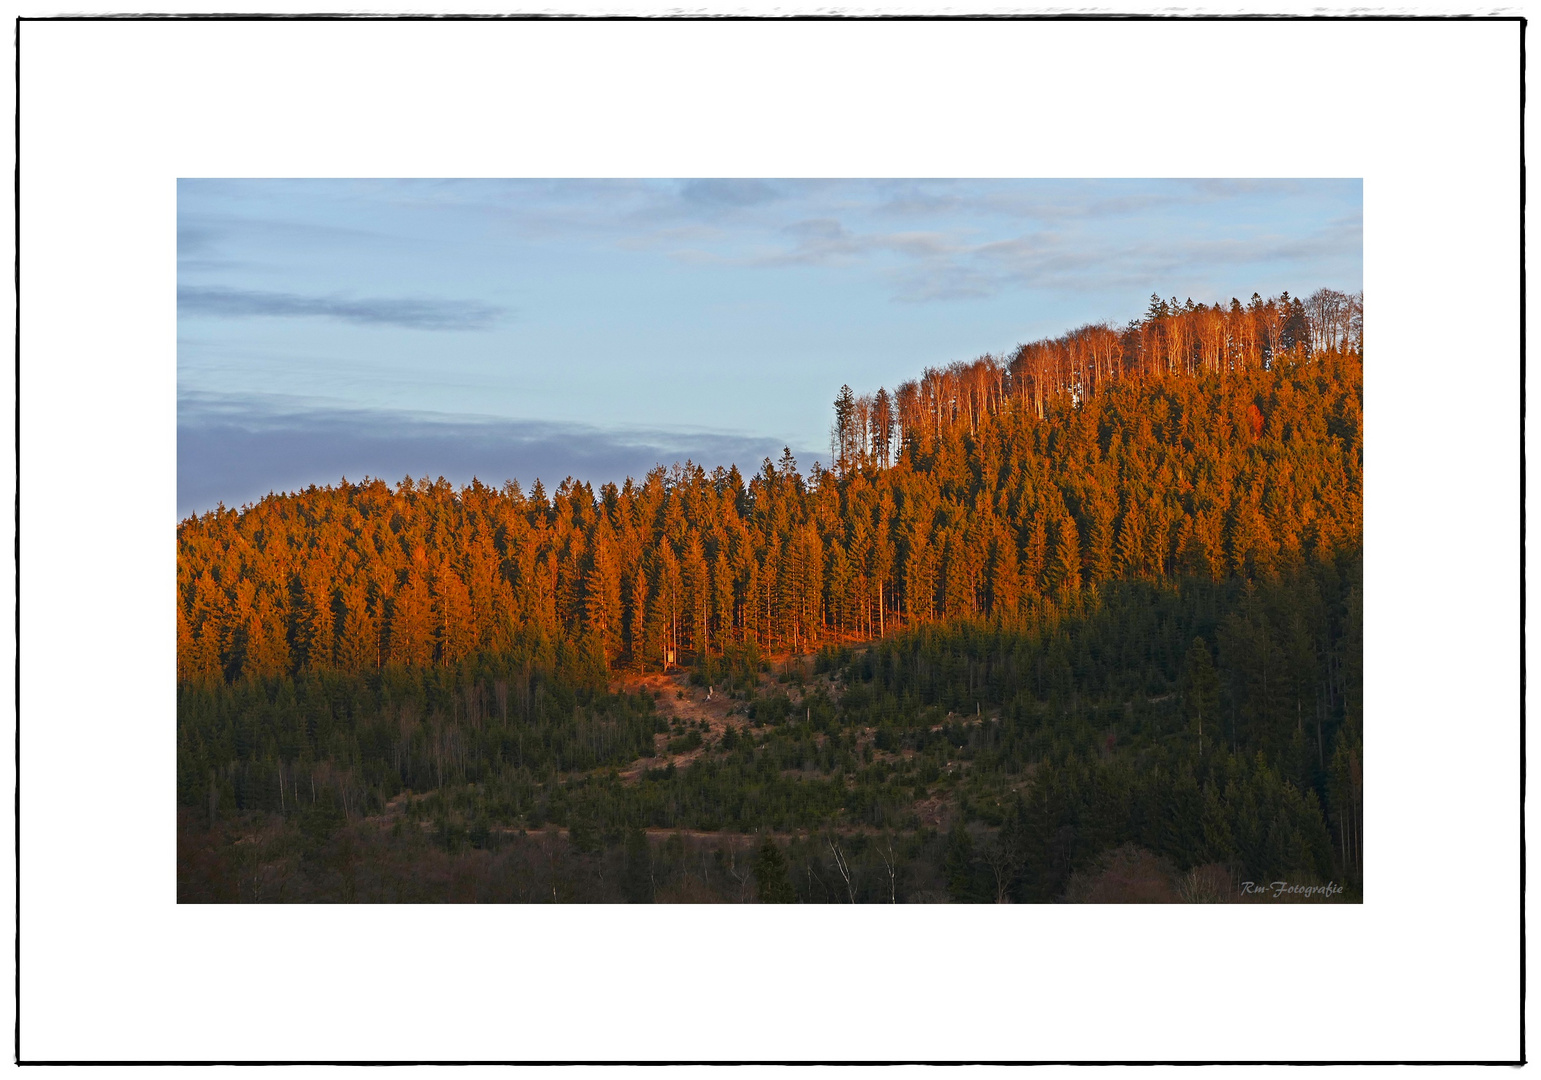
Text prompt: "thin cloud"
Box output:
[[177, 224, 217, 256], [178, 285, 506, 331], [680, 179, 782, 208], [885, 216, 1362, 304], [1186, 178, 1307, 200], [422, 179, 1358, 304], [871, 182, 1217, 224], [748, 219, 961, 269]]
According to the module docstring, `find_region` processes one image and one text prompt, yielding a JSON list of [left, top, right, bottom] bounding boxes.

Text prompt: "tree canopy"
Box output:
[[177, 287, 1364, 903]]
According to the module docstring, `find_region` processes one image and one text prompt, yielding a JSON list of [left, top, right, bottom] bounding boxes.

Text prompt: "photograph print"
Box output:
[[176, 178, 1364, 905]]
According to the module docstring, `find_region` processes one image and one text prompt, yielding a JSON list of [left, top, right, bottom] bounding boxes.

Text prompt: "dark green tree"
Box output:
[[621, 827, 653, 903], [1182, 636, 1222, 759], [943, 822, 991, 902], [754, 836, 795, 903]]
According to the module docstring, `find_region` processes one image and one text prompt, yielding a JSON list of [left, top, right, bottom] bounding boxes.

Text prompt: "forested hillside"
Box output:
[[177, 287, 1364, 903]]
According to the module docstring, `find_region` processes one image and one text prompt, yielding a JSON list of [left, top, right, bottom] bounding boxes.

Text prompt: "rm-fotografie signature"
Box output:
[[1240, 880, 1346, 899]]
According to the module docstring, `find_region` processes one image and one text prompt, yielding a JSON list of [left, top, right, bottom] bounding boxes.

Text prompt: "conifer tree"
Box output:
[[754, 837, 794, 903], [434, 565, 475, 666], [389, 570, 435, 668], [1182, 637, 1222, 759], [1049, 515, 1082, 602]]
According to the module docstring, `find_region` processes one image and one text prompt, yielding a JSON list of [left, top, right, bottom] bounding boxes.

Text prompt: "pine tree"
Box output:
[[621, 827, 653, 903], [299, 569, 336, 670], [1182, 637, 1221, 758], [582, 522, 623, 664], [1116, 501, 1149, 578], [241, 589, 291, 681], [832, 385, 857, 477], [681, 533, 711, 659], [336, 580, 377, 671], [433, 564, 475, 666], [987, 522, 1022, 621], [1049, 515, 1082, 602], [754, 837, 794, 903], [944, 822, 989, 902], [904, 521, 938, 625], [389, 570, 435, 668]]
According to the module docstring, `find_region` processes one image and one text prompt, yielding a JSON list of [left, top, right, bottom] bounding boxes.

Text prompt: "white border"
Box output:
[[15, 16, 1522, 1063]]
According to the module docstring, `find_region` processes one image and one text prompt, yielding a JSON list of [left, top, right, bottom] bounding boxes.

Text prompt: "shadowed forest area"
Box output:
[[178, 288, 1363, 903]]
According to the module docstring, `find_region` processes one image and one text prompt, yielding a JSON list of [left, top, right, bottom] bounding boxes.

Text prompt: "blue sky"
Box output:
[[178, 178, 1362, 518]]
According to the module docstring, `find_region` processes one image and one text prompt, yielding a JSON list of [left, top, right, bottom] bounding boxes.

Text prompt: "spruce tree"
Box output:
[[754, 836, 794, 903]]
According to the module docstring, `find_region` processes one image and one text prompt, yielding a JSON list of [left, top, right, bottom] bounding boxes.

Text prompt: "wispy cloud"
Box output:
[[178, 285, 506, 331], [177, 223, 217, 256], [680, 179, 782, 209], [183, 179, 1359, 314], [882, 217, 1362, 303], [746, 218, 957, 270], [639, 179, 1362, 303]]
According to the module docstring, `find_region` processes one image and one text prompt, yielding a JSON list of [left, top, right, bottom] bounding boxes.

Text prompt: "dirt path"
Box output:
[[609, 648, 869, 778], [365, 647, 994, 832], [613, 669, 746, 779]]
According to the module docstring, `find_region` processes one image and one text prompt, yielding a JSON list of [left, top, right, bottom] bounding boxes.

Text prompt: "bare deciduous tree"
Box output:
[[827, 836, 856, 903]]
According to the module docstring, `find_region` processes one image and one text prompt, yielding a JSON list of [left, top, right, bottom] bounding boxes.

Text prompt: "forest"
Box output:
[[177, 286, 1363, 903]]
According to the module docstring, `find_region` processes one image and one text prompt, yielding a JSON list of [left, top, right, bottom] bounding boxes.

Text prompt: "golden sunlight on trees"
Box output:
[[177, 288, 1364, 904]]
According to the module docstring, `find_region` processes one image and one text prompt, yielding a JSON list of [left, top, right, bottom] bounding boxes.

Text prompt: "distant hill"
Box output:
[[178, 288, 1362, 684]]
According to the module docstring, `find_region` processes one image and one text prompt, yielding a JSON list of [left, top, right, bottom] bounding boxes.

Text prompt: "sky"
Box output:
[[177, 178, 1362, 518]]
